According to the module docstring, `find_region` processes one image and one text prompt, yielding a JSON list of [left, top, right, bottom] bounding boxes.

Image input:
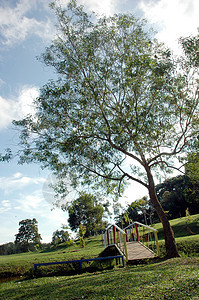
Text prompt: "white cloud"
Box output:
[[0, 172, 45, 194], [80, 0, 118, 16], [0, 0, 55, 47], [139, 0, 199, 53], [16, 191, 46, 211], [56, 0, 119, 16], [0, 85, 39, 129], [0, 200, 11, 213]]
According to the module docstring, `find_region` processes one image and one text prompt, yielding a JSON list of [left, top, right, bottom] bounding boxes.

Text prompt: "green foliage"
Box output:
[[51, 229, 71, 245], [14, 219, 42, 252], [67, 193, 105, 236], [79, 224, 86, 248], [79, 237, 85, 248], [116, 197, 153, 228], [0, 243, 19, 255], [185, 152, 199, 204], [180, 33, 199, 68], [155, 175, 199, 219], [186, 153, 199, 182], [79, 223, 86, 238]]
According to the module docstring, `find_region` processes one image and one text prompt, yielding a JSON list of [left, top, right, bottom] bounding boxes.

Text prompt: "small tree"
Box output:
[[15, 218, 42, 252], [52, 229, 70, 245], [79, 223, 86, 248]]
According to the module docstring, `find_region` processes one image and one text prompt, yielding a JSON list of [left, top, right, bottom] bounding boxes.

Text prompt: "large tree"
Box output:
[[5, 1, 198, 257], [15, 218, 42, 252]]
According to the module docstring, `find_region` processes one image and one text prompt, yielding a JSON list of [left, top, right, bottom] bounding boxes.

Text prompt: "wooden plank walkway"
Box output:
[[126, 241, 156, 261]]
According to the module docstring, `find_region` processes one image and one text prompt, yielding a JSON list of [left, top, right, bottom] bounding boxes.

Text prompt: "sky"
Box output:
[[0, 0, 198, 245]]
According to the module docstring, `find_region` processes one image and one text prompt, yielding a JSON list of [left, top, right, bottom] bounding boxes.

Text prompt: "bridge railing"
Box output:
[[104, 224, 128, 261], [124, 222, 160, 256]]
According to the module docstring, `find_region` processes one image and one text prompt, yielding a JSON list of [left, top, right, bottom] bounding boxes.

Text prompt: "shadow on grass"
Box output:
[[2, 258, 199, 300]]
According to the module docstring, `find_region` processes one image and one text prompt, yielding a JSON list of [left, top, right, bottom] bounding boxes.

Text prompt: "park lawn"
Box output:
[[0, 235, 105, 278], [0, 215, 199, 278], [0, 257, 199, 299]]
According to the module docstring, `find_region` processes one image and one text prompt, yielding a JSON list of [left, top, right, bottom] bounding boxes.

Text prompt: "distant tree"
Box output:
[[67, 193, 105, 237], [15, 218, 42, 252], [0, 242, 17, 255], [133, 197, 149, 225], [78, 223, 86, 248], [155, 176, 188, 219], [185, 152, 199, 200], [155, 175, 199, 219], [52, 229, 70, 245], [116, 197, 152, 228]]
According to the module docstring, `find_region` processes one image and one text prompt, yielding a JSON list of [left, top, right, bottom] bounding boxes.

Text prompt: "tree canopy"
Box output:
[[4, 1, 199, 258], [51, 229, 70, 245], [15, 218, 42, 252], [67, 193, 105, 237], [156, 175, 199, 219], [184, 152, 199, 206]]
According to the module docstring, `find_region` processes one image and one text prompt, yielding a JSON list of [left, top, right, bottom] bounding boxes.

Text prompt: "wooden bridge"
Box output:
[[104, 222, 160, 262]]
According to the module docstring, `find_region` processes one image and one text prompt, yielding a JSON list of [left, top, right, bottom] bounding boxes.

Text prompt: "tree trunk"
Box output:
[[26, 240, 29, 252], [147, 170, 180, 258]]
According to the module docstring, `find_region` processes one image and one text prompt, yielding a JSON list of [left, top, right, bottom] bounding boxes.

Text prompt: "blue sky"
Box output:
[[0, 0, 198, 245]]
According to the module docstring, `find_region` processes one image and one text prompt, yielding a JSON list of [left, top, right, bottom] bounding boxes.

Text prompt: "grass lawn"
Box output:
[[0, 258, 199, 299], [0, 215, 199, 299], [0, 235, 105, 278]]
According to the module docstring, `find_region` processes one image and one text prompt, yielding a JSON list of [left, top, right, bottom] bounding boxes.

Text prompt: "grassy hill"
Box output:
[[153, 213, 199, 240], [152, 214, 199, 257], [0, 215, 199, 299]]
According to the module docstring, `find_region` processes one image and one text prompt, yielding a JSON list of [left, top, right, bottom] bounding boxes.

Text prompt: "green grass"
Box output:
[[153, 214, 199, 240], [0, 235, 105, 278], [0, 215, 199, 299], [0, 258, 199, 299]]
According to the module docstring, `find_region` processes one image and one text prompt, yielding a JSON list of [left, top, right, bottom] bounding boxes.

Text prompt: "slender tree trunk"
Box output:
[[147, 170, 180, 258], [143, 211, 147, 225], [26, 240, 29, 252]]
